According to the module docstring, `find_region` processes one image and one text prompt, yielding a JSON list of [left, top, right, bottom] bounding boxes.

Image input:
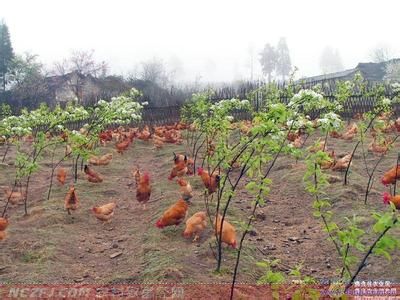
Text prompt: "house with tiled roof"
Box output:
[[302, 59, 400, 83]]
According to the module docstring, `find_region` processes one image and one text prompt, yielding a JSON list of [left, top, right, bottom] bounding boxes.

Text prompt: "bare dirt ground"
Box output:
[[0, 130, 399, 298]]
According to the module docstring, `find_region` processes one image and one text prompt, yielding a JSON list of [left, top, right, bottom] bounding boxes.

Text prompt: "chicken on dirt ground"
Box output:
[[64, 185, 79, 215], [177, 178, 193, 201], [92, 202, 116, 224], [214, 214, 237, 249], [132, 168, 151, 210], [381, 165, 400, 186], [56, 168, 67, 185], [84, 165, 103, 183], [197, 167, 220, 195], [183, 211, 207, 242], [155, 198, 189, 229], [383, 192, 400, 209]]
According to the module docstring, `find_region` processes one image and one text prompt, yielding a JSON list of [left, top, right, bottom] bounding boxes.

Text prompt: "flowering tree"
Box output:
[[0, 88, 144, 216], [69, 88, 144, 181], [0, 103, 89, 215], [182, 78, 400, 299]]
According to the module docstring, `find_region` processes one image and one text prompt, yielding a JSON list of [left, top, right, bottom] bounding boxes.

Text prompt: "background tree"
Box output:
[[8, 53, 48, 108], [53, 50, 108, 103], [384, 60, 400, 82], [275, 37, 291, 81], [319, 46, 344, 74], [53, 49, 107, 78], [127, 58, 188, 106], [139, 57, 170, 88], [259, 43, 277, 82], [168, 55, 185, 84], [0, 21, 15, 92], [369, 45, 393, 63]]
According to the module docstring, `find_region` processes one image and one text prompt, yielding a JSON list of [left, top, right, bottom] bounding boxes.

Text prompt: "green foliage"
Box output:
[[302, 94, 400, 283], [7, 53, 48, 105], [2, 88, 145, 216], [370, 212, 400, 261], [256, 259, 285, 284], [182, 76, 400, 288], [288, 89, 327, 113], [180, 92, 212, 126], [0, 103, 11, 119], [287, 264, 320, 300], [0, 21, 15, 90], [335, 80, 353, 104], [289, 263, 316, 284], [15, 146, 38, 179], [91, 88, 144, 134]]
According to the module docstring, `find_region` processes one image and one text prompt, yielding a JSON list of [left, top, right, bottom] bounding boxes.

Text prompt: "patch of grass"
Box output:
[[212, 268, 231, 276], [21, 251, 43, 263], [21, 245, 55, 264], [141, 248, 176, 281]]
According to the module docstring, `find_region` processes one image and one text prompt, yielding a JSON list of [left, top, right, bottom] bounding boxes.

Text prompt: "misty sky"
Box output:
[[1, 0, 400, 82]]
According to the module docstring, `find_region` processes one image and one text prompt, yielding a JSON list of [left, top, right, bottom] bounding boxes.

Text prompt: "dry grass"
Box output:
[[0, 131, 399, 284]]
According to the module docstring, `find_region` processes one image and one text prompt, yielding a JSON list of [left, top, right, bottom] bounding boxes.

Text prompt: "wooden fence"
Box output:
[[61, 98, 398, 131], [46, 79, 400, 131]]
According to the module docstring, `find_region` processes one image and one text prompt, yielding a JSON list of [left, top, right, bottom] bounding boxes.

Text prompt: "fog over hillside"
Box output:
[[1, 0, 400, 82]]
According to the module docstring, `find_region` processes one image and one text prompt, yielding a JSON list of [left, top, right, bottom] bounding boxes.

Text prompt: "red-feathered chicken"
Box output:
[[183, 211, 207, 242], [3, 187, 26, 205], [134, 170, 151, 210], [177, 178, 193, 201], [0, 217, 9, 232], [0, 217, 7, 240], [137, 126, 152, 141], [168, 160, 188, 180], [381, 165, 400, 186], [60, 131, 68, 142], [99, 130, 113, 145], [57, 168, 67, 185], [115, 138, 130, 154], [331, 154, 352, 171], [214, 214, 237, 248], [92, 202, 116, 223], [186, 158, 195, 175], [155, 198, 189, 229], [84, 165, 103, 183], [383, 192, 400, 209], [64, 185, 79, 215], [197, 167, 220, 194], [173, 153, 187, 165], [88, 153, 113, 166]]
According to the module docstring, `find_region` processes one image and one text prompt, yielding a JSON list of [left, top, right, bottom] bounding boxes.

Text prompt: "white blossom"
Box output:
[[382, 98, 391, 105], [318, 112, 342, 130], [392, 82, 400, 93]]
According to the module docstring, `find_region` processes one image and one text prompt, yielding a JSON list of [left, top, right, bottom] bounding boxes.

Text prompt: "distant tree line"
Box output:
[[0, 21, 197, 113], [1, 21, 399, 115]]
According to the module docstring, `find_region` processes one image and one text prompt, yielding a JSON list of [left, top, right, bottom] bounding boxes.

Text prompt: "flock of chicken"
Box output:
[[287, 122, 356, 171], [286, 113, 400, 173], [54, 122, 236, 248], [2, 112, 400, 244]]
